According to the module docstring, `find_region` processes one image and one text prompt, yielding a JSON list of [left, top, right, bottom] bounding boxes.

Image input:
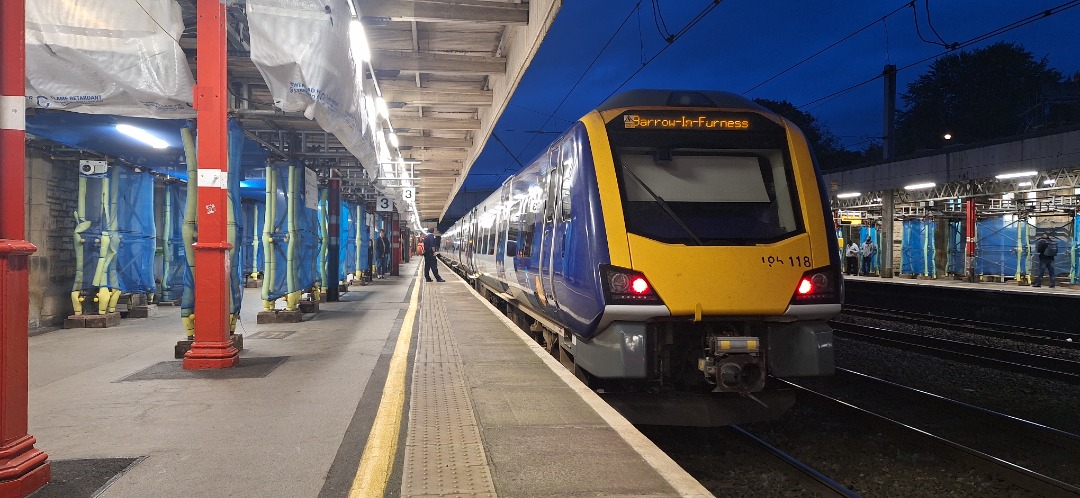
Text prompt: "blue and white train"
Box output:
[[440, 90, 842, 425]]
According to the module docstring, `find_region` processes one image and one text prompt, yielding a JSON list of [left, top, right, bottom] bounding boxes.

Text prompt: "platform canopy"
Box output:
[[24, 0, 561, 229]]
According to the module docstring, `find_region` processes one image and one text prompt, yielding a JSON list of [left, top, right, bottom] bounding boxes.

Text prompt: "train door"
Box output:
[[495, 180, 511, 277], [536, 161, 556, 308], [538, 143, 568, 309]]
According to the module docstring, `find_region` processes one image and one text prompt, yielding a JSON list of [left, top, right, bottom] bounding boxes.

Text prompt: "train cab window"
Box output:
[[614, 146, 802, 245]]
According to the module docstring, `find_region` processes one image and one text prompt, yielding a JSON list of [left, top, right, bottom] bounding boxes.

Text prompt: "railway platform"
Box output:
[[843, 274, 1080, 332], [24, 259, 709, 498]]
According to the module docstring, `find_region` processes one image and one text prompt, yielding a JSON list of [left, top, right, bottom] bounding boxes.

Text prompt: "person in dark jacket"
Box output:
[[1033, 233, 1057, 288], [423, 230, 444, 282], [860, 237, 876, 276], [375, 229, 389, 278]]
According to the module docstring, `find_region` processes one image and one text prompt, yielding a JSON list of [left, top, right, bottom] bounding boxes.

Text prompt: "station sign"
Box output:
[[839, 210, 863, 225], [376, 196, 394, 212]]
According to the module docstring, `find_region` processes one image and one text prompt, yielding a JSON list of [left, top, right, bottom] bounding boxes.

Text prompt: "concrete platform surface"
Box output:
[[25, 258, 712, 497], [28, 262, 418, 498]]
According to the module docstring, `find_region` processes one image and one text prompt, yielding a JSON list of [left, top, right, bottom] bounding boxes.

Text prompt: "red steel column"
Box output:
[[965, 198, 977, 283], [0, 0, 51, 495], [185, 0, 238, 369]]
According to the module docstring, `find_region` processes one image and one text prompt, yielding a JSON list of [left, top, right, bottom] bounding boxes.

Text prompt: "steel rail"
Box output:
[[726, 425, 861, 498], [841, 304, 1080, 347], [831, 323, 1080, 384], [780, 380, 1080, 497], [834, 368, 1080, 460]]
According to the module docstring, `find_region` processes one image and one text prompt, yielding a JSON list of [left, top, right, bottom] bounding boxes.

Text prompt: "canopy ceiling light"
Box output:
[[116, 124, 168, 149], [349, 20, 371, 62], [836, 192, 860, 199], [994, 171, 1037, 180], [903, 182, 936, 190]]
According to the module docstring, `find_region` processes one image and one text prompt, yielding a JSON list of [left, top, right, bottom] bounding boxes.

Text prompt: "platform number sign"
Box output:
[[376, 196, 393, 212], [403, 187, 415, 204]]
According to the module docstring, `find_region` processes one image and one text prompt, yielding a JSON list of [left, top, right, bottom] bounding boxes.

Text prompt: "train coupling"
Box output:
[[699, 335, 766, 393]]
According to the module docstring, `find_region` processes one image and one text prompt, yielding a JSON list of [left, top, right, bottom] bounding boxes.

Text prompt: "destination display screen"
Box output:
[[620, 111, 756, 131]]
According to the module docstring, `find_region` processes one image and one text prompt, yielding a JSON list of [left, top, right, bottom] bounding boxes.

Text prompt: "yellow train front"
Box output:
[[442, 89, 842, 426]]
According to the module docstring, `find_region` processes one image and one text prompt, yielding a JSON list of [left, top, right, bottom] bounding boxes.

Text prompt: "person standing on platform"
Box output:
[[1033, 233, 1058, 288], [375, 229, 390, 278], [860, 236, 876, 276], [845, 241, 860, 275], [423, 229, 445, 282]]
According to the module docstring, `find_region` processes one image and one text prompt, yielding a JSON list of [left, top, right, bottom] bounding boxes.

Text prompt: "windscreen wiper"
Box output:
[[620, 165, 704, 246]]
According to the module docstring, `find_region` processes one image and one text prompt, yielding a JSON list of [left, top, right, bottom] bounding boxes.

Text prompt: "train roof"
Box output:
[[596, 89, 771, 114]]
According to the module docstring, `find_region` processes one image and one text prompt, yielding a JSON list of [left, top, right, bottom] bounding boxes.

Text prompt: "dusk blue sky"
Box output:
[[458, 0, 1080, 197]]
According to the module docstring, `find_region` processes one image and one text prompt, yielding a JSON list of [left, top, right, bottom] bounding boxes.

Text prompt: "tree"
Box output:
[[894, 42, 1063, 154], [753, 98, 865, 170]]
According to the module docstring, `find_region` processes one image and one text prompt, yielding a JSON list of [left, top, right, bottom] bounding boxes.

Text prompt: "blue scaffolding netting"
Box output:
[[74, 166, 156, 294], [179, 120, 247, 316], [945, 220, 964, 275], [160, 182, 187, 301], [241, 200, 266, 277], [261, 161, 319, 301], [975, 217, 1024, 276], [358, 203, 370, 274], [340, 200, 358, 280], [900, 219, 936, 277]]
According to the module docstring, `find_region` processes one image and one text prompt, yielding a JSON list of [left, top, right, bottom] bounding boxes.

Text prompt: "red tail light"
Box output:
[[600, 265, 663, 305], [790, 267, 840, 304]]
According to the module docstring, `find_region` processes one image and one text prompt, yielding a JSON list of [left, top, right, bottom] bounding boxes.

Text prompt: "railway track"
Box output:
[[830, 321, 1080, 384], [778, 377, 1080, 496], [796, 368, 1080, 485], [725, 425, 860, 497], [841, 304, 1080, 347], [649, 367, 1080, 496]]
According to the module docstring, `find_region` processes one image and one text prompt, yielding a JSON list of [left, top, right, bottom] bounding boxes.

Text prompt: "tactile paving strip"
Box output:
[[401, 282, 497, 497]]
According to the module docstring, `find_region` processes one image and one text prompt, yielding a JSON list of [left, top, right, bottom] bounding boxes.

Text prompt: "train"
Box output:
[[439, 89, 842, 426]]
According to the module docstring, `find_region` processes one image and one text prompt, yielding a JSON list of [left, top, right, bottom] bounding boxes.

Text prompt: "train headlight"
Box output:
[[610, 273, 630, 294], [600, 265, 663, 305]]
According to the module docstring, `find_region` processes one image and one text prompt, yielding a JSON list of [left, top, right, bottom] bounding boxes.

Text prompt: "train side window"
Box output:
[[559, 138, 575, 221], [507, 202, 521, 257], [544, 165, 557, 223]]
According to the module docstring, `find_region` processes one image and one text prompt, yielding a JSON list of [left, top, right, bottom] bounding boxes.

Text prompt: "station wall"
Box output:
[[26, 150, 78, 329], [828, 129, 1080, 193]]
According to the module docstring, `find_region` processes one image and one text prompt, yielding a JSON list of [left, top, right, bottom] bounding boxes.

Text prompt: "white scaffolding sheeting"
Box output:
[[246, 0, 378, 178], [24, 0, 195, 118]]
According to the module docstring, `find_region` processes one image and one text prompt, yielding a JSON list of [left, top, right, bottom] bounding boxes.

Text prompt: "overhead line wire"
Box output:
[[743, 1, 913, 95], [601, 0, 727, 103], [798, 0, 1080, 110], [923, 0, 952, 47], [503, 1, 643, 172]]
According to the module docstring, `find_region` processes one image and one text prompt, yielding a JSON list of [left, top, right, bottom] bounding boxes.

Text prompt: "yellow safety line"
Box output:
[[348, 265, 422, 498]]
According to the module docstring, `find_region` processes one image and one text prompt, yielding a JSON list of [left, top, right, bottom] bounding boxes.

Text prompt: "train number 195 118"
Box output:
[[761, 255, 811, 268]]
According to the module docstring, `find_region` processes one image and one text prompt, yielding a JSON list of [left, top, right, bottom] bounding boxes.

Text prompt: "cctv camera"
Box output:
[[78, 160, 108, 176]]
